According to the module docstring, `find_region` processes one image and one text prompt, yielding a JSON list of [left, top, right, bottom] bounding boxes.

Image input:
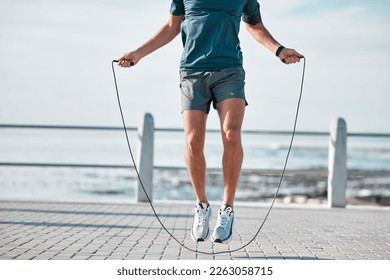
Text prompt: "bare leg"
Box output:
[[216, 98, 245, 207], [183, 110, 208, 205]]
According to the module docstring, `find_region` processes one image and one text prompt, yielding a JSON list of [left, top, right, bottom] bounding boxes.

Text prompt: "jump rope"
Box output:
[[111, 56, 306, 255]]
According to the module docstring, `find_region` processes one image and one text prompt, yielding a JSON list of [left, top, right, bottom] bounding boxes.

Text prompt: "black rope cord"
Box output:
[[111, 57, 306, 255]]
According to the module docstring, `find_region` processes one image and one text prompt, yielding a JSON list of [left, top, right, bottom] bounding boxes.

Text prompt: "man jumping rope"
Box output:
[[117, 0, 302, 244]]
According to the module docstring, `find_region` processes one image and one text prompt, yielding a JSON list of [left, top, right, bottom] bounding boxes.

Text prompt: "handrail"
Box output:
[[0, 161, 326, 174], [0, 124, 137, 131], [1, 123, 390, 137]]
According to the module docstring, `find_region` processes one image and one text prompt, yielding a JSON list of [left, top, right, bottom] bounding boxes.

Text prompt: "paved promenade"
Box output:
[[0, 200, 389, 260]]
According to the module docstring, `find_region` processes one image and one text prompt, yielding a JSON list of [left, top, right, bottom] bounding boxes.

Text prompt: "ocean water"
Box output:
[[0, 128, 389, 203]]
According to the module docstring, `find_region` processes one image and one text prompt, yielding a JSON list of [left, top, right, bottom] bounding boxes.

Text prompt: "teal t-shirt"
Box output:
[[170, 0, 262, 70]]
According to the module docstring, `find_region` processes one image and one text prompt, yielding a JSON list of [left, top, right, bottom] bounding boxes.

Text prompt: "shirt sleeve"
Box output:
[[242, 1, 262, 25], [170, 0, 185, 16]]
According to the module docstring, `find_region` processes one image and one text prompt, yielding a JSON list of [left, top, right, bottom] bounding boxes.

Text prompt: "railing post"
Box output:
[[136, 112, 154, 202], [328, 117, 347, 208]]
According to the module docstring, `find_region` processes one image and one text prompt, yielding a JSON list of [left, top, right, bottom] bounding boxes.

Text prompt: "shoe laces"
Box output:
[[194, 207, 208, 227], [217, 208, 232, 229]]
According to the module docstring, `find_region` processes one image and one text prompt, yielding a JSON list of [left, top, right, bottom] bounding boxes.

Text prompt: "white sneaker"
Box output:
[[191, 203, 212, 242], [211, 205, 234, 243]]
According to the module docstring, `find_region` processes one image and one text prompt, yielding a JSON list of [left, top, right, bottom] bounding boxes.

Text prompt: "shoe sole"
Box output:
[[211, 233, 233, 244], [191, 230, 209, 242]]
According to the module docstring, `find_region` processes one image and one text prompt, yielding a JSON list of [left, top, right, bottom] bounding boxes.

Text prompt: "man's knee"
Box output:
[[186, 133, 204, 155], [223, 128, 241, 146]]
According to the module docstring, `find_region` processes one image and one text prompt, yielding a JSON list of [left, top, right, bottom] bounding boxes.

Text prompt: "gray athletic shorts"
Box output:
[[179, 67, 247, 114]]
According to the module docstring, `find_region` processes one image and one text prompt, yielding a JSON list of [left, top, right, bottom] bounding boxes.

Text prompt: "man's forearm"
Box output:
[[245, 22, 281, 54]]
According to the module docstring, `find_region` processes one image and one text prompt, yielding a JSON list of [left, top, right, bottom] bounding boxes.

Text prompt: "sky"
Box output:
[[0, 0, 389, 133]]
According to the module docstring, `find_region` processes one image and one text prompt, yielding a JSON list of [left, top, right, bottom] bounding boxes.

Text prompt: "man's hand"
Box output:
[[278, 48, 303, 64], [116, 51, 140, 68]]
